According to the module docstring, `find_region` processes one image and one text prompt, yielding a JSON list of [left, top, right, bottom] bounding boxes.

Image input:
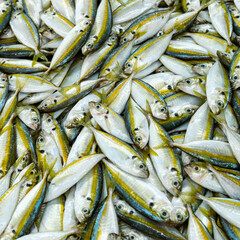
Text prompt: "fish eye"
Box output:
[[171, 167, 177, 172], [127, 63, 131, 67], [199, 78, 203, 83], [234, 75, 238, 80], [186, 108, 191, 113], [130, 236, 134, 239], [139, 164, 143, 169], [160, 210, 169, 219], [160, 107, 166, 112], [47, 118, 51, 122], [123, 37, 127, 42], [39, 137, 44, 142], [149, 202, 154, 207], [82, 208, 89, 213], [217, 100, 224, 107], [136, 136, 142, 142], [194, 166, 199, 171], [172, 180, 180, 188], [96, 104, 101, 109], [186, 80, 191, 84], [88, 43, 92, 48], [131, 31, 136, 34], [85, 22, 89, 25], [117, 204, 123, 209], [129, 210, 134, 214], [177, 213, 183, 220], [33, 118, 38, 122], [22, 157, 26, 161], [174, 112, 179, 117]]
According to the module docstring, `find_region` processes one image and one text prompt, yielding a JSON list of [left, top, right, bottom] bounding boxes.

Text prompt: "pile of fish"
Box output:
[[2, 0, 240, 239]]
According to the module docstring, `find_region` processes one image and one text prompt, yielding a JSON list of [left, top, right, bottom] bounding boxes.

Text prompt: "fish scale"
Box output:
[[2, 0, 240, 239]]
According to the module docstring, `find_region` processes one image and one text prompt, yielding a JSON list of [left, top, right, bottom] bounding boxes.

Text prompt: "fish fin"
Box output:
[[105, 166, 119, 196], [209, 111, 227, 128], [15, 75, 28, 93], [201, 0, 217, 10], [92, 88, 107, 105], [145, 99, 151, 114], [41, 154, 57, 177], [136, 106, 148, 120], [196, 192, 206, 200], [192, 90, 206, 99], [116, 0, 126, 6], [148, 147, 159, 157]]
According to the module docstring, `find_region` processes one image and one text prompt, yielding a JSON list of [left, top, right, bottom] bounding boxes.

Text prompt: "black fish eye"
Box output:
[[149, 202, 154, 207]]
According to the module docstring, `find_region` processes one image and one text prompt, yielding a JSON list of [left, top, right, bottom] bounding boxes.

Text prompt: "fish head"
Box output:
[[108, 233, 126, 240], [107, 34, 118, 45], [38, 97, 57, 111], [169, 176, 182, 196], [65, 111, 85, 128], [184, 162, 209, 182], [41, 113, 55, 131], [27, 106, 40, 130], [192, 63, 212, 76], [209, 93, 225, 115], [133, 129, 149, 149], [231, 72, 240, 90], [150, 101, 168, 120], [111, 24, 124, 36], [123, 58, 136, 75], [120, 225, 145, 240], [82, 36, 97, 55], [76, 196, 92, 223], [120, 33, 134, 45], [89, 102, 107, 116], [153, 203, 172, 222], [11, 10, 22, 20], [170, 206, 188, 225], [132, 158, 149, 178], [114, 199, 136, 216], [177, 77, 205, 91], [0, 72, 8, 86]]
